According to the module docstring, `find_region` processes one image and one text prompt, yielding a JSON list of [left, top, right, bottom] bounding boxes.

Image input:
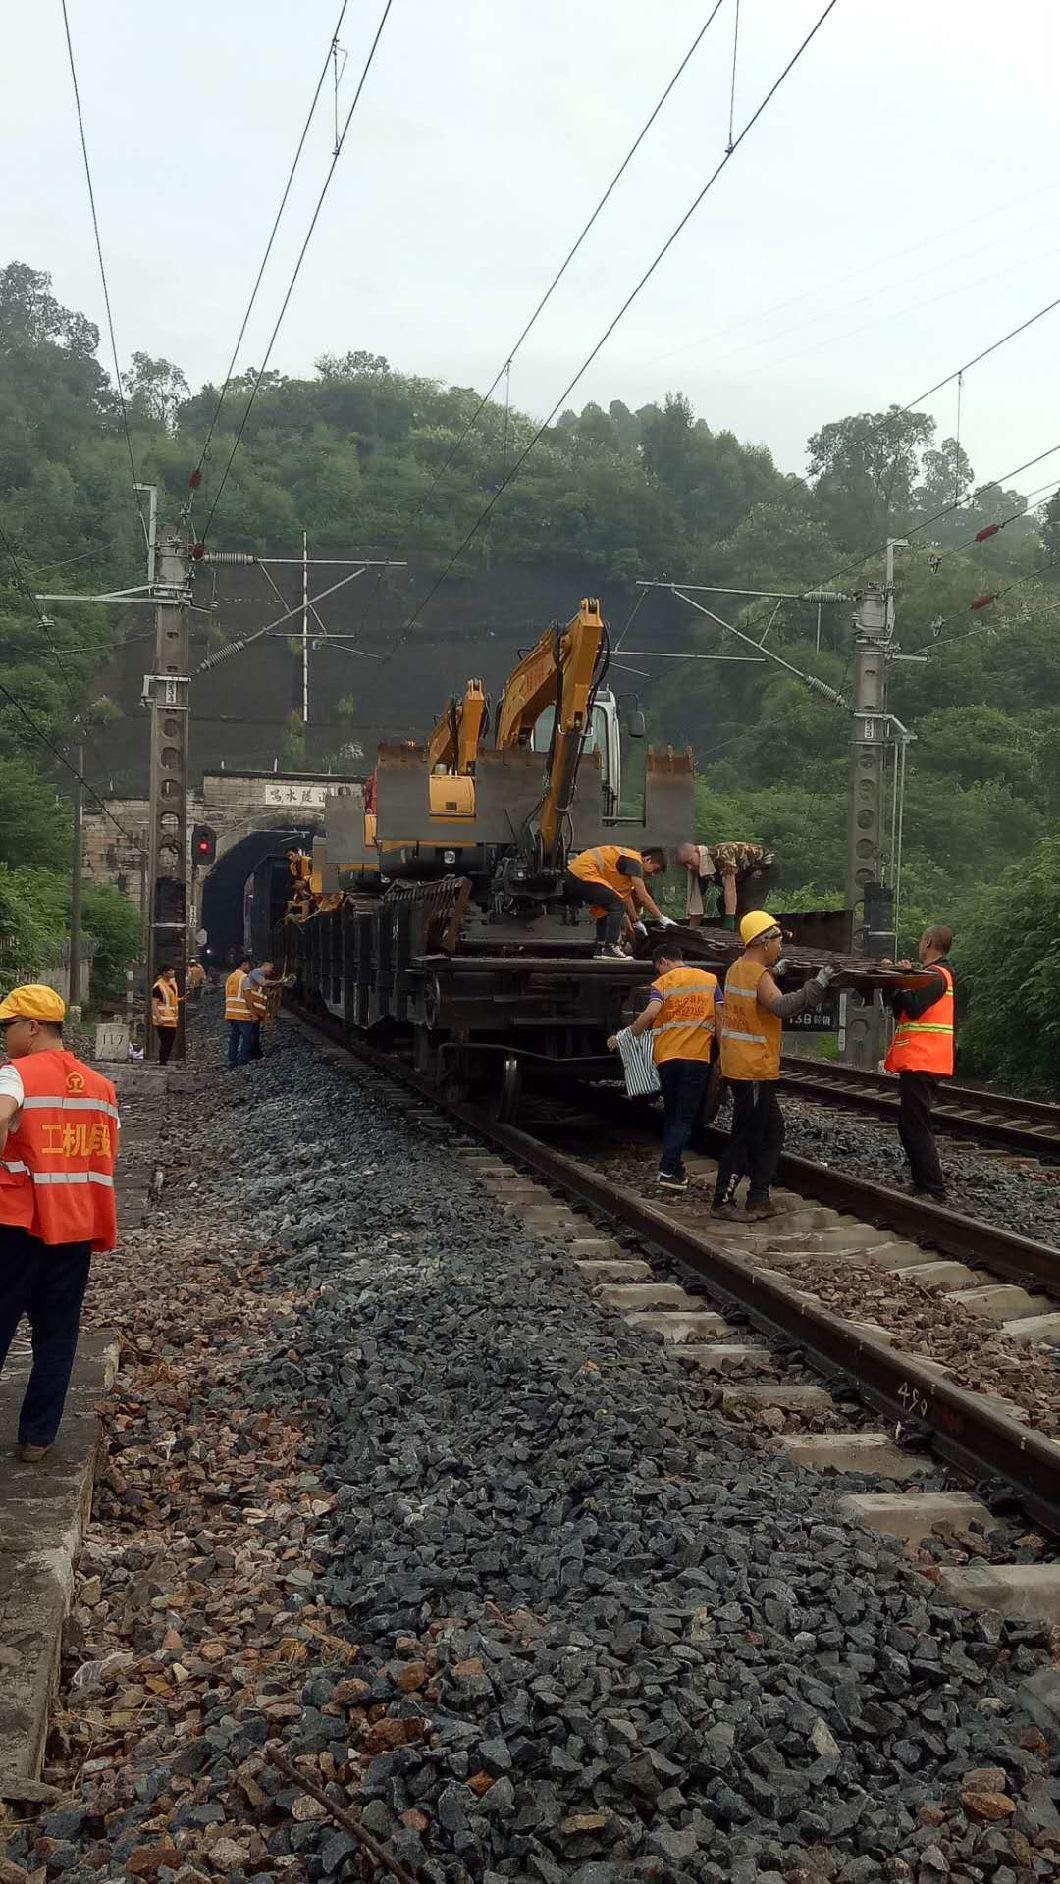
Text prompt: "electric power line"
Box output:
[[415, 1, 727, 503], [190, 1, 350, 491], [59, 0, 145, 544], [199, 0, 395, 544], [380, 0, 843, 669], [900, 288, 1060, 417]]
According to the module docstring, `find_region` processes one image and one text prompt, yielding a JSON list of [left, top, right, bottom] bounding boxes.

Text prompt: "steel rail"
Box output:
[[287, 1003, 1060, 1537], [781, 1055, 1060, 1160]]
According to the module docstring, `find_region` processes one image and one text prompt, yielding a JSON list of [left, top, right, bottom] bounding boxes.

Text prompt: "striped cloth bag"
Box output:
[[614, 1027, 661, 1098]]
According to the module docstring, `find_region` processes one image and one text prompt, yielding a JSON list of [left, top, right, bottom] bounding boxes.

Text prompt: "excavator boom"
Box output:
[[427, 678, 487, 775], [495, 597, 607, 864]]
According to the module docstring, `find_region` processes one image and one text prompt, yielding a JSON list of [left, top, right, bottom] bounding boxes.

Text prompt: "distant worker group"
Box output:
[[595, 838, 953, 1217], [224, 957, 283, 1068]]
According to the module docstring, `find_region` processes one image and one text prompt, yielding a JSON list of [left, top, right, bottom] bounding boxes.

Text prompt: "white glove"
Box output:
[[634, 920, 648, 938], [657, 915, 676, 929], [774, 957, 790, 977], [813, 964, 838, 991]]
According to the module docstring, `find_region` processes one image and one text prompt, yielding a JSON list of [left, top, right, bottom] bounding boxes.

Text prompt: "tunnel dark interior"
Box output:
[[199, 827, 316, 963]]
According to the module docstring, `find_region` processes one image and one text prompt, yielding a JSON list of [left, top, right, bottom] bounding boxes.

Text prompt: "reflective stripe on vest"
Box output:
[[719, 955, 782, 1081], [0, 1049, 118, 1250], [225, 970, 252, 1021], [650, 967, 717, 1064], [884, 965, 955, 1077], [154, 978, 179, 1025]]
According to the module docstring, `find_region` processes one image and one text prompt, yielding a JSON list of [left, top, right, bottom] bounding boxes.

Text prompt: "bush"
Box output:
[[958, 833, 1060, 1092]]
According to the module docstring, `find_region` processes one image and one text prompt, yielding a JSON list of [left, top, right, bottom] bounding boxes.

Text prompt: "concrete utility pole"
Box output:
[[144, 527, 192, 1062], [844, 571, 902, 1069], [68, 740, 83, 1021]]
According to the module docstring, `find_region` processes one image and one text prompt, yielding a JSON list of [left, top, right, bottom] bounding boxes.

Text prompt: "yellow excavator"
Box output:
[[327, 596, 692, 890]]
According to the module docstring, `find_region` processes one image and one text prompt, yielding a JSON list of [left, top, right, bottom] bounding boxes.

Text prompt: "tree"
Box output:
[[807, 406, 934, 552], [959, 834, 1060, 1091], [127, 351, 189, 428]]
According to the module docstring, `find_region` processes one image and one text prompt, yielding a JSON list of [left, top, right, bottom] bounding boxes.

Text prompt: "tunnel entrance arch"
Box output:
[[198, 816, 321, 963]]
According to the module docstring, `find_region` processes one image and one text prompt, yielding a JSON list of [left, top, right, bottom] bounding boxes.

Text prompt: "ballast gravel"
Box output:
[[782, 1098, 1060, 1252], [8, 1009, 1060, 1884]]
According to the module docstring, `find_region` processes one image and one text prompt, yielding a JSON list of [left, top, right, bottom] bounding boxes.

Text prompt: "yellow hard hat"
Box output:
[[739, 910, 781, 947], [0, 983, 66, 1023]]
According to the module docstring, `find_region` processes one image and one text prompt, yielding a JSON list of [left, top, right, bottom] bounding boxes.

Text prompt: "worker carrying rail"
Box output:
[[0, 984, 119, 1462], [565, 844, 672, 957], [883, 923, 955, 1202], [610, 944, 718, 1190], [712, 910, 837, 1221]]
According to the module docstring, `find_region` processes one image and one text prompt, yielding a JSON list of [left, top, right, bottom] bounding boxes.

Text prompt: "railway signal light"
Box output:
[[191, 823, 217, 867]]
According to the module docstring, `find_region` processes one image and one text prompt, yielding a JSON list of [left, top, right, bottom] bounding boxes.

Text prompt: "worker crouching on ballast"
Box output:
[[883, 923, 955, 1202], [565, 844, 673, 957], [610, 944, 718, 1190], [0, 985, 119, 1462], [713, 911, 837, 1221]]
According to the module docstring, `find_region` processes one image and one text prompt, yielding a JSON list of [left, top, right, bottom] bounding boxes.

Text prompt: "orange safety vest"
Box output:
[[242, 974, 269, 1020], [0, 1049, 118, 1251], [225, 969, 252, 1021], [650, 966, 717, 1064], [885, 965, 955, 1077], [718, 953, 782, 1082], [153, 976, 179, 1027], [568, 844, 643, 898]]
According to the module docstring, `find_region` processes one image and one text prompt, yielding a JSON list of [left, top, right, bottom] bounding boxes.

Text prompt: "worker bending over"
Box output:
[[611, 944, 718, 1190], [713, 911, 836, 1220], [884, 924, 954, 1201], [565, 844, 672, 957], [0, 985, 119, 1461], [225, 956, 253, 1069], [151, 964, 180, 1067], [241, 959, 284, 1063], [677, 843, 737, 931], [186, 959, 207, 1006]]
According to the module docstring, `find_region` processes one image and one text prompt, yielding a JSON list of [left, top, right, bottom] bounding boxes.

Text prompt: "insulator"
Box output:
[[197, 550, 257, 565], [970, 592, 997, 612], [975, 522, 1001, 543], [800, 589, 848, 602]]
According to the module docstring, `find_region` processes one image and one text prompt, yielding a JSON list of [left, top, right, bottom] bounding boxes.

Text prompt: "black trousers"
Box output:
[[563, 871, 628, 944], [657, 1059, 712, 1177], [897, 1071, 945, 1195], [157, 1026, 176, 1066], [0, 1226, 92, 1446], [714, 1079, 784, 1206]]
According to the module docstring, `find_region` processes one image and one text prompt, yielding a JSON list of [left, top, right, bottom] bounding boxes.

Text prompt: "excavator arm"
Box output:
[[426, 679, 487, 775], [494, 597, 607, 866]]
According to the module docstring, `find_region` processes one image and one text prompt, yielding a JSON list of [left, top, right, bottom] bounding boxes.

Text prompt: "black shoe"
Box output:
[[657, 1171, 688, 1192], [710, 1202, 742, 1222]]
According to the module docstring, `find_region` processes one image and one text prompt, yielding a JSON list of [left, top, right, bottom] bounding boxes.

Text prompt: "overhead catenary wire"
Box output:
[[190, 1, 350, 491], [0, 672, 145, 854], [198, 0, 395, 544], [413, 2, 727, 504], [381, 0, 843, 669], [59, 0, 145, 545]]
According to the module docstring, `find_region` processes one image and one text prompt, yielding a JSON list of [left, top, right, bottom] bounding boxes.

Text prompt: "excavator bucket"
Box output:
[[324, 786, 376, 882], [569, 746, 695, 854]]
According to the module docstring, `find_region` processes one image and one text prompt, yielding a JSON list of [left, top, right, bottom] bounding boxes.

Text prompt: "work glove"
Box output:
[[812, 963, 838, 992], [657, 915, 676, 928], [634, 920, 648, 938], [774, 957, 790, 977]]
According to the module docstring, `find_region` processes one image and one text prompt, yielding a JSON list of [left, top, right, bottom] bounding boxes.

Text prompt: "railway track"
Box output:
[[289, 1001, 1060, 1551], [782, 1053, 1060, 1159]]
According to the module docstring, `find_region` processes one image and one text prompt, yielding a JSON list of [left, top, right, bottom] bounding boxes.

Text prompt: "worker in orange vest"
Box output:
[[713, 912, 837, 1220], [610, 943, 718, 1190], [0, 984, 119, 1462], [565, 844, 672, 957], [883, 923, 955, 1201], [225, 956, 253, 1069], [152, 964, 180, 1066]]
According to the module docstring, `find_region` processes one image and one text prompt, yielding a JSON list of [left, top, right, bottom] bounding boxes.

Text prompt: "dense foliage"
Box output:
[[1, 261, 1058, 1065]]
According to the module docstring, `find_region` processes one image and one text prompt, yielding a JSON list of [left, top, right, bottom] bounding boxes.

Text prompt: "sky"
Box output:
[[4, 0, 1060, 501]]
